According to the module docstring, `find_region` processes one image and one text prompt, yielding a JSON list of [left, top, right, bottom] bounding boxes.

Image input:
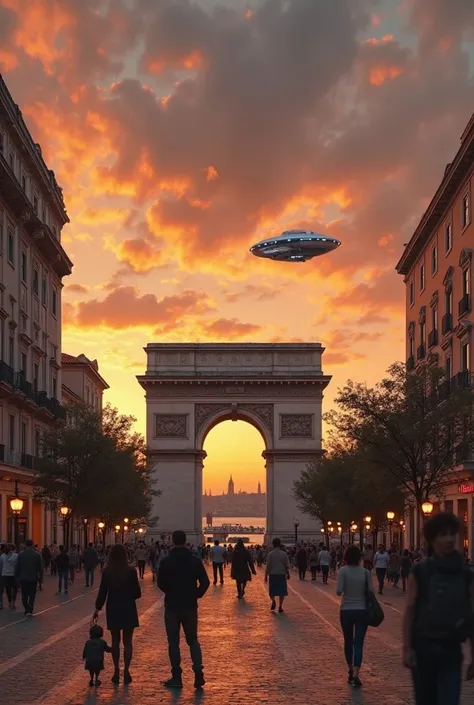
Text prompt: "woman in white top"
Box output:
[[336, 545, 373, 688], [0, 544, 18, 609]]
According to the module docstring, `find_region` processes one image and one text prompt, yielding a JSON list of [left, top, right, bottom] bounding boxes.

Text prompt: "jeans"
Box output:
[[137, 560, 146, 579], [376, 568, 386, 592], [298, 567, 306, 580], [4, 576, 18, 603], [20, 581, 37, 613], [413, 644, 462, 705], [212, 563, 224, 584], [321, 565, 329, 582], [69, 566, 76, 582], [58, 570, 68, 593], [164, 608, 203, 677], [85, 568, 95, 586], [310, 566, 317, 580], [340, 609, 368, 668]]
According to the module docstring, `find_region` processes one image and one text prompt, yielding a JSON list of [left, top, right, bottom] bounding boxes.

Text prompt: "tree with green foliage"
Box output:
[[325, 362, 474, 532], [34, 402, 158, 539]]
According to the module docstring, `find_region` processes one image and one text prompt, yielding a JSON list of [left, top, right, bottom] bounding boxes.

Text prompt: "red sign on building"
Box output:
[[458, 484, 474, 494]]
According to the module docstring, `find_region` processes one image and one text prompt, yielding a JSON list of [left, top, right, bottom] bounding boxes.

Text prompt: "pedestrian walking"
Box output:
[[296, 546, 308, 580], [41, 544, 51, 573], [135, 543, 147, 579], [388, 549, 401, 588], [56, 545, 70, 595], [403, 512, 474, 705], [83, 623, 112, 687], [373, 545, 389, 594], [265, 538, 290, 613], [319, 545, 331, 584], [309, 547, 319, 581], [93, 543, 141, 685], [68, 544, 79, 583], [0, 544, 18, 609], [336, 545, 373, 688], [231, 539, 256, 599], [83, 543, 99, 587], [210, 540, 226, 585], [400, 549, 412, 592], [363, 545, 374, 571], [157, 530, 209, 690], [14, 538, 43, 616]]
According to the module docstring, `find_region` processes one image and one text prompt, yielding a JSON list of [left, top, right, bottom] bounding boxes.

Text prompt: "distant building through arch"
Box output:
[[138, 343, 331, 543]]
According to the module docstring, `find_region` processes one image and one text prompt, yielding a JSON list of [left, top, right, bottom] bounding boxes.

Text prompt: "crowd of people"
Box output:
[[2, 514, 474, 704]]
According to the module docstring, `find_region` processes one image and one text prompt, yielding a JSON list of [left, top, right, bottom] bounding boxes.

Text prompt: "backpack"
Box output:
[[414, 557, 473, 642]]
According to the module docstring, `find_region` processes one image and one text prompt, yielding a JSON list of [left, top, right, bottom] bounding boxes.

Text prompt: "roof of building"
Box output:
[[61, 352, 109, 390], [396, 112, 474, 276]]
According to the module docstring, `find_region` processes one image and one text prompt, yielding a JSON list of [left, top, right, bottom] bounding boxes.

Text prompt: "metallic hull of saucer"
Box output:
[[249, 230, 341, 262]]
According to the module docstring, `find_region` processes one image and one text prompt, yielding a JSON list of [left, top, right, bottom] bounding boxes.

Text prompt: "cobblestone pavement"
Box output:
[[1, 565, 474, 704]]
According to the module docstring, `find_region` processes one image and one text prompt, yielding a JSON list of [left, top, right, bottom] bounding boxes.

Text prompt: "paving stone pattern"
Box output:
[[1, 566, 474, 704]]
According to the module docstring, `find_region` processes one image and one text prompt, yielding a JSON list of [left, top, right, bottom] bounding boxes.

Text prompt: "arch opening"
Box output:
[[202, 419, 267, 544]]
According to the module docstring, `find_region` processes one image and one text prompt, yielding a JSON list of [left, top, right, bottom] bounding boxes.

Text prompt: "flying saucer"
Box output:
[[249, 229, 341, 262]]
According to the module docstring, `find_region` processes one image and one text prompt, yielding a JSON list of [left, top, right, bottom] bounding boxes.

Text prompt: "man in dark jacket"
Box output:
[[55, 545, 70, 595], [158, 530, 210, 690], [83, 543, 99, 587], [15, 539, 43, 615]]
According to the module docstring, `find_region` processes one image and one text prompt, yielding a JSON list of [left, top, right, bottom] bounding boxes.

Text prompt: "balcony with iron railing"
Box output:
[[0, 362, 66, 420], [417, 344, 426, 361], [458, 294, 471, 317], [442, 313, 453, 335], [0, 444, 38, 471], [428, 329, 438, 348], [406, 355, 415, 371]]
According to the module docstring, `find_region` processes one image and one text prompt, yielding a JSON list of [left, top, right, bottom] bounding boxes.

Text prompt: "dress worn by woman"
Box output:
[[95, 566, 141, 631], [231, 544, 256, 598], [265, 547, 290, 612]]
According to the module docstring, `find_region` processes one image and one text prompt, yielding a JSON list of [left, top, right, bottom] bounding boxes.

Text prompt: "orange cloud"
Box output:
[[369, 65, 404, 85], [66, 287, 214, 330], [198, 318, 263, 340]]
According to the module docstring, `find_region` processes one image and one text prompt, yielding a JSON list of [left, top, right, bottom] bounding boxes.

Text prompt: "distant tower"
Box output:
[[209, 488, 212, 496], [258, 481, 262, 494], [228, 474, 235, 495]]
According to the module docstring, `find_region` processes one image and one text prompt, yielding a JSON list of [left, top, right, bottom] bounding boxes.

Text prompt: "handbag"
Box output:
[[365, 571, 384, 627]]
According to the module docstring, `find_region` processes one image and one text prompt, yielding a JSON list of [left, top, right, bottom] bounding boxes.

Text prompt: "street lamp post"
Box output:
[[399, 519, 405, 550], [386, 511, 395, 547], [350, 523, 358, 544], [122, 518, 129, 543], [364, 516, 372, 548], [83, 518, 88, 552], [98, 521, 105, 547], [9, 481, 24, 550], [59, 505, 72, 550], [293, 517, 299, 545], [115, 525, 121, 544]]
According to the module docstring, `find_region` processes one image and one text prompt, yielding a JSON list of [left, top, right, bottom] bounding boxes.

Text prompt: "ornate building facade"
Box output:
[[396, 111, 474, 552], [0, 76, 73, 545]]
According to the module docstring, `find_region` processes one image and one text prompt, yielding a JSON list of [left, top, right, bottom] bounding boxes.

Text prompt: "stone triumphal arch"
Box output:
[[137, 343, 331, 544]]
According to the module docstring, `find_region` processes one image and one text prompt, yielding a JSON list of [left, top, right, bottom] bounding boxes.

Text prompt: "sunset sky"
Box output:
[[1, 0, 473, 492]]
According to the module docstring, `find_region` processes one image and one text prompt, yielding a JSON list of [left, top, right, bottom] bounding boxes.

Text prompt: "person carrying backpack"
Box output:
[[402, 512, 474, 705]]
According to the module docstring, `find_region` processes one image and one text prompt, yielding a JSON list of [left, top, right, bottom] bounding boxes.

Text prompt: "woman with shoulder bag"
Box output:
[[336, 545, 376, 688]]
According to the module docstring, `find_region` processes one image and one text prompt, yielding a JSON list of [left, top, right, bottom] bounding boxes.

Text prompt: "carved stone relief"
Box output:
[[280, 414, 314, 438], [195, 404, 229, 436], [154, 414, 188, 438], [147, 383, 323, 398]]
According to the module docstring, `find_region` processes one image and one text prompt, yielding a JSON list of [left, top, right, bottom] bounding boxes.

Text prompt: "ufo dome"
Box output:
[[249, 230, 341, 262]]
